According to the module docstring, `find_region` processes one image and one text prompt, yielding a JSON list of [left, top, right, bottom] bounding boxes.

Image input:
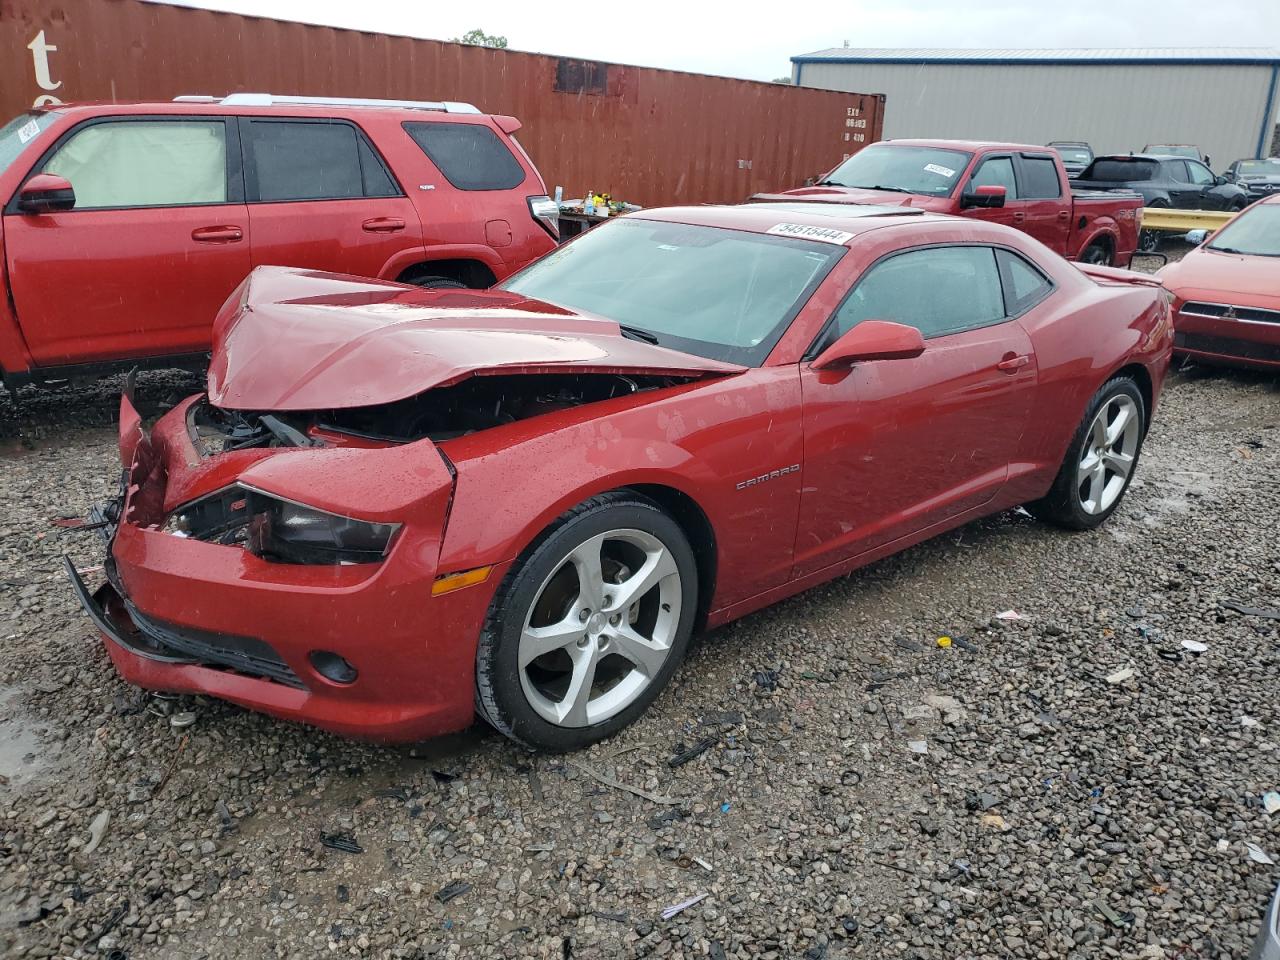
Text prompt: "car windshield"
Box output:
[[817, 144, 972, 197], [1207, 203, 1280, 257], [500, 217, 842, 365], [1083, 159, 1157, 182], [1148, 145, 1198, 159], [1054, 147, 1092, 163], [0, 111, 57, 174], [1237, 159, 1280, 176]]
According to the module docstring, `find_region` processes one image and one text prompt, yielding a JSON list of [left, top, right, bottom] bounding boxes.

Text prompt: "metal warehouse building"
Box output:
[[791, 48, 1280, 168]]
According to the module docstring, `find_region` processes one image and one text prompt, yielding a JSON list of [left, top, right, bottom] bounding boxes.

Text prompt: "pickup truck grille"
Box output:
[[1180, 302, 1280, 326]]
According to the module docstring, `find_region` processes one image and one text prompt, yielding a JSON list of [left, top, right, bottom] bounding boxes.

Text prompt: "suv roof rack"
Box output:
[[172, 93, 481, 114]]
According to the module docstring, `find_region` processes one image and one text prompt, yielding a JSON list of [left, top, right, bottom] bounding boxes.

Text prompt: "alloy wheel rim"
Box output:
[[518, 528, 681, 728], [1077, 395, 1140, 515]]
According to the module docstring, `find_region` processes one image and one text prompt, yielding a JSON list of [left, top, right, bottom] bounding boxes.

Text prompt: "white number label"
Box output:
[[767, 223, 855, 245]]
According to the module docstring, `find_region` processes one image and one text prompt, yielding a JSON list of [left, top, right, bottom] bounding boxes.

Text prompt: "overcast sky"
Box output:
[[165, 0, 1280, 81]]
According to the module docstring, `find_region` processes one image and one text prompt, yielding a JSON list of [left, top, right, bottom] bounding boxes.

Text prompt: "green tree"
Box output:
[[772, 76, 792, 84], [453, 28, 508, 49]]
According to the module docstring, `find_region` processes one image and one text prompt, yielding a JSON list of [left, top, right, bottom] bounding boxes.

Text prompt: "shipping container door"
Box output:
[[239, 117, 425, 281], [3, 116, 249, 365]]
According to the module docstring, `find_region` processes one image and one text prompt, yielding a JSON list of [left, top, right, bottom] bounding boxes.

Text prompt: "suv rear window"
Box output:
[[1085, 159, 1157, 182], [404, 122, 526, 191]]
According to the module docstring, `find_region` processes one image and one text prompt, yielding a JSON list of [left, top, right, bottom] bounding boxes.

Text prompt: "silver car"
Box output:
[[1254, 882, 1280, 960]]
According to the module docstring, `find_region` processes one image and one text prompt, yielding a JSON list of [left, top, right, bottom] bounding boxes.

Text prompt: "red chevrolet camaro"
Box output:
[[1159, 194, 1280, 371], [68, 203, 1172, 750]]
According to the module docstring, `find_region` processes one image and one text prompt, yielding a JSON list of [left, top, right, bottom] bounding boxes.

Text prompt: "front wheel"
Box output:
[[1025, 377, 1146, 530], [475, 493, 698, 751]]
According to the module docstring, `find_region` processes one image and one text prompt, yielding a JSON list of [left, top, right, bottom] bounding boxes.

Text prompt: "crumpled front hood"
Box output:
[[207, 267, 745, 411]]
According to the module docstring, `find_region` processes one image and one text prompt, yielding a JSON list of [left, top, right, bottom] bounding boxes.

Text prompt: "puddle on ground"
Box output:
[[0, 684, 50, 788]]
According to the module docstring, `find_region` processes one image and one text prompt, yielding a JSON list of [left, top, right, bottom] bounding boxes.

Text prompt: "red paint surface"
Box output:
[[93, 206, 1171, 742]]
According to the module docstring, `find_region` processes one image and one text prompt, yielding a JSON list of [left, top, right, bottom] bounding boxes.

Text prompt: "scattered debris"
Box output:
[[952, 636, 979, 652], [1094, 899, 1135, 928], [965, 792, 1001, 811], [907, 740, 928, 754], [319, 832, 363, 854], [660, 893, 707, 921], [168, 711, 197, 729], [1246, 842, 1275, 865], [691, 855, 713, 871], [1223, 600, 1280, 620], [752, 669, 780, 691], [668, 736, 718, 768], [566, 760, 681, 804], [980, 813, 1010, 832], [336, 884, 349, 904], [935, 635, 952, 648], [592, 910, 628, 923], [1241, 716, 1261, 728], [995, 610, 1027, 622], [1263, 792, 1280, 815], [374, 786, 410, 801], [81, 810, 110, 855], [434, 880, 471, 904], [1180, 639, 1208, 654], [1105, 667, 1135, 685]]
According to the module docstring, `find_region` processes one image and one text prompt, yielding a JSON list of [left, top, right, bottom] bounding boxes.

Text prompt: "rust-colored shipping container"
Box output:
[[0, 0, 884, 207]]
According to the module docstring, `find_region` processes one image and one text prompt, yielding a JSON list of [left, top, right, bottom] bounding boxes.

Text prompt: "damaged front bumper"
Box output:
[[65, 390, 505, 742]]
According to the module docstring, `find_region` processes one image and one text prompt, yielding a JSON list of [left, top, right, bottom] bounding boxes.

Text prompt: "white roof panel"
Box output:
[[792, 47, 1280, 64]]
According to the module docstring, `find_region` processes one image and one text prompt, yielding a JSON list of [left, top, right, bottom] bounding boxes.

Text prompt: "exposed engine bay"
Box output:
[[189, 372, 692, 453]]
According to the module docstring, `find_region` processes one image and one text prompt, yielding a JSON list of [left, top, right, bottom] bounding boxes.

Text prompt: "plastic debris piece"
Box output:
[[1180, 639, 1208, 654], [936, 635, 952, 649], [1263, 792, 1280, 815], [566, 760, 681, 804], [907, 740, 928, 754], [82, 810, 110, 855], [1217, 838, 1230, 851], [980, 813, 1009, 832], [1094, 899, 1135, 928], [995, 610, 1027, 621], [592, 910, 628, 923], [1223, 600, 1280, 620], [952, 636, 979, 652], [661, 893, 707, 920], [668, 736, 718, 768], [1241, 716, 1261, 728], [1105, 667, 1134, 685], [720, 802, 731, 813], [1246, 842, 1275, 865], [434, 880, 471, 904], [691, 855, 713, 871], [169, 711, 197, 729], [319, 831, 363, 854]]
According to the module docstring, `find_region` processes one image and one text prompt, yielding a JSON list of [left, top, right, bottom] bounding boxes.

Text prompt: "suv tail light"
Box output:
[[528, 195, 561, 241]]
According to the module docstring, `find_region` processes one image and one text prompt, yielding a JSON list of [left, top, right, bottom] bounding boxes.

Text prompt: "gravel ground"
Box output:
[[2, 248, 1278, 959]]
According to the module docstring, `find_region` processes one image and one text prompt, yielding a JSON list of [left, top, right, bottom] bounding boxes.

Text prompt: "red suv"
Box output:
[[0, 94, 559, 389]]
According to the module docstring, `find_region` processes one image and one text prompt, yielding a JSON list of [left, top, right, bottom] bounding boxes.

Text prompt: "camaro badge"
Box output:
[[736, 464, 800, 490]]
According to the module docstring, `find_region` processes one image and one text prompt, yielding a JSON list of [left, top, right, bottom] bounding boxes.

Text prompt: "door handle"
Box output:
[[1012, 211, 1025, 223], [996, 354, 1030, 373], [362, 217, 406, 233], [191, 225, 243, 243], [1057, 210, 1070, 221]]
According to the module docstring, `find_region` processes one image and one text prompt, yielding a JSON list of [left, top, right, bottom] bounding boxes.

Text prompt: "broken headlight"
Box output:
[[243, 489, 399, 565], [164, 485, 398, 565]]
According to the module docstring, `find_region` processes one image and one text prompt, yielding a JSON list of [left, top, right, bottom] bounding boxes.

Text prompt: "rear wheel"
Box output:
[[1025, 377, 1146, 530], [1080, 242, 1112, 266], [475, 493, 698, 751], [1228, 198, 1248, 212]]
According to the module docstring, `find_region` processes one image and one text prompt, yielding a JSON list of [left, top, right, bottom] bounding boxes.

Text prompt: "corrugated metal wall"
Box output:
[[795, 60, 1279, 167], [0, 0, 885, 207]]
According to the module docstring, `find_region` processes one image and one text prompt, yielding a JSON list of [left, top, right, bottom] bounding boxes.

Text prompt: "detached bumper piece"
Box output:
[[65, 557, 305, 690]]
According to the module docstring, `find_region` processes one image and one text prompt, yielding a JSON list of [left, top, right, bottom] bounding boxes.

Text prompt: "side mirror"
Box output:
[[1213, 174, 1227, 186], [811, 320, 925, 370], [960, 184, 1006, 209], [17, 174, 75, 214]]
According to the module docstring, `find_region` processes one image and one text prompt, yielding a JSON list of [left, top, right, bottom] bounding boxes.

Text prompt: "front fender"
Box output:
[[435, 367, 804, 613]]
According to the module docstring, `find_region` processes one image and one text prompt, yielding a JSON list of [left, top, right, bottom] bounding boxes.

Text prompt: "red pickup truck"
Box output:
[[767, 139, 1144, 268]]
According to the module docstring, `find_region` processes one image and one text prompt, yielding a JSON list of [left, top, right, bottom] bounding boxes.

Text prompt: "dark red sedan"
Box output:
[[1159, 194, 1280, 371], [68, 203, 1172, 750]]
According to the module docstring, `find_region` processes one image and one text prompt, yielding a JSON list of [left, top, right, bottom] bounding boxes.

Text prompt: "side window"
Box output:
[[996, 249, 1054, 314], [969, 156, 1018, 199], [1186, 161, 1215, 186], [43, 120, 227, 209], [831, 246, 1006, 340], [1165, 161, 1190, 184], [246, 120, 364, 202], [1019, 155, 1062, 199], [356, 136, 399, 197], [403, 122, 526, 191]]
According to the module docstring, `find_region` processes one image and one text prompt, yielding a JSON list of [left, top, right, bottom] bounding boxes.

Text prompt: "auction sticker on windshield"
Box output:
[[766, 223, 855, 245], [17, 118, 41, 144], [924, 163, 956, 178]]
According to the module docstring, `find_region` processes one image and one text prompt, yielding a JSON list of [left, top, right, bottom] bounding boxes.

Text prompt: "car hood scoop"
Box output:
[[207, 267, 745, 411]]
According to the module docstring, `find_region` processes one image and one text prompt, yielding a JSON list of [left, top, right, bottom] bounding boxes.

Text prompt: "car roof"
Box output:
[[33, 99, 501, 123], [882, 138, 1057, 153], [1094, 153, 1176, 162], [632, 203, 972, 246]]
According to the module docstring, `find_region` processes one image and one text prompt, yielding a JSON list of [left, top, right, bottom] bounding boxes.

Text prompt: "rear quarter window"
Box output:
[[404, 122, 526, 191]]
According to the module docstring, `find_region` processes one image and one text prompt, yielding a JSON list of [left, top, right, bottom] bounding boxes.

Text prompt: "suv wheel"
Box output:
[[407, 276, 467, 290]]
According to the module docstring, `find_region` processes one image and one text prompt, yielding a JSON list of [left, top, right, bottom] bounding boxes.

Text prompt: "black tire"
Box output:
[[1229, 198, 1248, 212], [1080, 242, 1112, 266], [1138, 230, 1161, 254], [406, 276, 467, 290], [1024, 376, 1147, 531], [475, 492, 699, 752]]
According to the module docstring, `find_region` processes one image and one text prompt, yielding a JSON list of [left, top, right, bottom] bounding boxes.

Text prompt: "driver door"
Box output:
[[962, 154, 1025, 230], [793, 244, 1039, 577]]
